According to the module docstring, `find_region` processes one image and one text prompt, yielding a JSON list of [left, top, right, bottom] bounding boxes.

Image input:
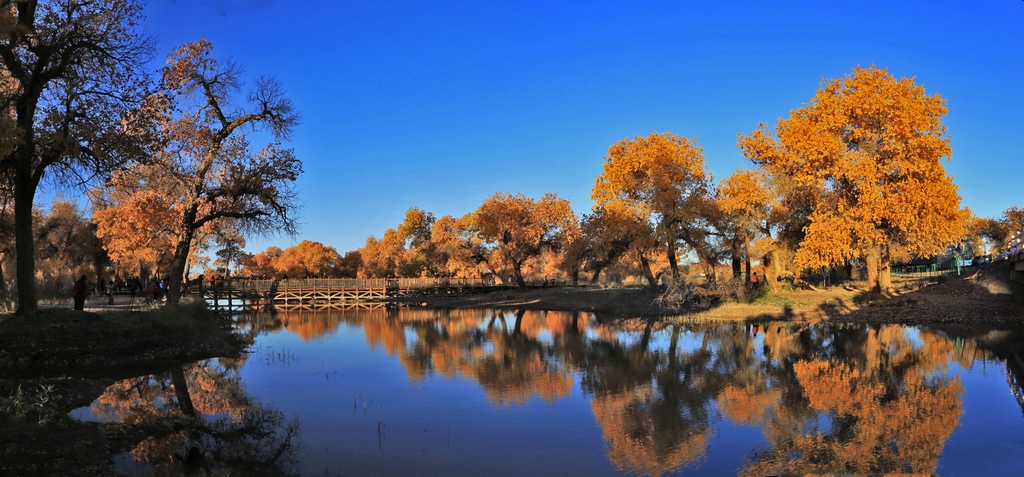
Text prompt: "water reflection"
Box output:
[[80, 308, 1024, 475], [85, 358, 299, 475], [736, 324, 963, 476]]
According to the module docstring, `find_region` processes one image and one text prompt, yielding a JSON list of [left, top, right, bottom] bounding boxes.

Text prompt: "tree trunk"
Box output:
[[589, 265, 603, 285], [667, 241, 679, 277], [512, 260, 526, 288], [667, 325, 680, 364], [640, 317, 654, 350], [183, 254, 194, 286], [731, 237, 742, 279], [166, 223, 198, 305], [744, 236, 752, 284], [865, 246, 880, 293], [701, 256, 717, 285], [93, 252, 106, 293], [763, 248, 783, 291], [639, 255, 658, 287], [513, 309, 525, 335], [170, 366, 197, 418], [878, 244, 892, 291], [0, 257, 7, 300], [14, 170, 38, 316], [864, 324, 881, 376]]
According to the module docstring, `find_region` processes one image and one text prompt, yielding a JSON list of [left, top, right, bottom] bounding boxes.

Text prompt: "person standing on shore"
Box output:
[[73, 275, 88, 310]]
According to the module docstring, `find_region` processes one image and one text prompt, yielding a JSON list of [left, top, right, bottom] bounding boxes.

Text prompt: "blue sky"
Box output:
[[142, 0, 1023, 255]]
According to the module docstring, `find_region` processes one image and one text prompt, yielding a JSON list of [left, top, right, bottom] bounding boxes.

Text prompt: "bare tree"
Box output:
[[0, 0, 153, 314], [94, 39, 301, 304]]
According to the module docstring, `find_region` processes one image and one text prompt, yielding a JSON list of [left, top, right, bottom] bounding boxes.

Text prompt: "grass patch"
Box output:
[[818, 298, 847, 308], [0, 383, 62, 425], [852, 292, 919, 307], [106, 299, 222, 331], [748, 292, 802, 307]]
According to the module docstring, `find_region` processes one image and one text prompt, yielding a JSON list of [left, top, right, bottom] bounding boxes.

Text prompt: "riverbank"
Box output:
[[396, 261, 1024, 327]]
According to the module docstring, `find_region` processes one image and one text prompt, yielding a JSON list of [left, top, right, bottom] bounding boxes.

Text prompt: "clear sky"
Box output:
[[142, 0, 1024, 255]]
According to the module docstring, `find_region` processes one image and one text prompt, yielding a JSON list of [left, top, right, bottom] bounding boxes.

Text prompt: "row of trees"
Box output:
[[0, 1, 302, 314], [323, 67, 1005, 293], [243, 240, 359, 279], [2, 1, 1018, 313]]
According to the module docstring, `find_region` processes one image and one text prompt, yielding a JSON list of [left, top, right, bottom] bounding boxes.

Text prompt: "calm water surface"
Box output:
[[74, 307, 1024, 476]]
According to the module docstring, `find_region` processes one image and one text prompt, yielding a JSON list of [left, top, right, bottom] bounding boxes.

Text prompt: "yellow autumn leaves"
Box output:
[[347, 66, 968, 289], [739, 66, 967, 291]]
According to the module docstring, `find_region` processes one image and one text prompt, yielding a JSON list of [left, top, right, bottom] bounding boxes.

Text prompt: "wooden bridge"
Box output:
[[200, 277, 510, 311]]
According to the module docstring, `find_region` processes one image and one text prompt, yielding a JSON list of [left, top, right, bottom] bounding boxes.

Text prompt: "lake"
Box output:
[[73, 307, 1024, 476]]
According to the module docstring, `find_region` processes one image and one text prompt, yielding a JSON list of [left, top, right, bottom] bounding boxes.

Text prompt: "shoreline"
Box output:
[[392, 264, 1024, 328]]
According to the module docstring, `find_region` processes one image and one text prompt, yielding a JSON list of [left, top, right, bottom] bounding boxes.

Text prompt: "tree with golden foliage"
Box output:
[[959, 209, 993, 257], [93, 162, 180, 277], [473, 192, 576, 288], [357, 207, 439, 278], [593, 132, 717, 280], [395, 207, 436, 276], [428, 213, 496, 278], [567, 202, 660, 286], [716, 168, 822, 287], [986, 206, 1024, 250], [716, 169, 771, 282], [1000, 207, 1024, 237], [730, 324, 966, 477], [95, 39, 301, 303], [359, 228, 405, 277], [239, 241, 345, 278], [740, 66, 967, 292], [274, 240, 343, 278], [243, 245, 282, 278]]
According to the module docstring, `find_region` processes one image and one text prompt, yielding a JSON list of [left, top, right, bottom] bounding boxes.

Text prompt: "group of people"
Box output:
[[108, 277, 144, 295], [152, 277, 170, 300], [71, 275, 171, 310]]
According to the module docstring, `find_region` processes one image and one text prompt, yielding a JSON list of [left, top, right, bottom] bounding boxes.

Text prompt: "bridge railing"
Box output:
[[892, 264, 956, 278], [223, 277, 500, 292]]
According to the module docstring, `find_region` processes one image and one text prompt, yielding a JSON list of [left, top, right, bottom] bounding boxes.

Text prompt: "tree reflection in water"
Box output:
[[583, 319, 716, 476], [237, 308, 1024, 476], [727, 324, 963, 476], [90, 358, 299, 475]]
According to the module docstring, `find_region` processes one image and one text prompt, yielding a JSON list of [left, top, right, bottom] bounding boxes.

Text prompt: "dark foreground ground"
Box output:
[[0, 303, 248, 476], [0, 262, 1021, 475]]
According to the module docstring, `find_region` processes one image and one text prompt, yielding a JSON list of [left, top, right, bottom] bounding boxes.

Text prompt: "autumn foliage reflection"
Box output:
[[90, 359, 298, 475], [729, 324, 964, 477], [238, 310, 988, 476]]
